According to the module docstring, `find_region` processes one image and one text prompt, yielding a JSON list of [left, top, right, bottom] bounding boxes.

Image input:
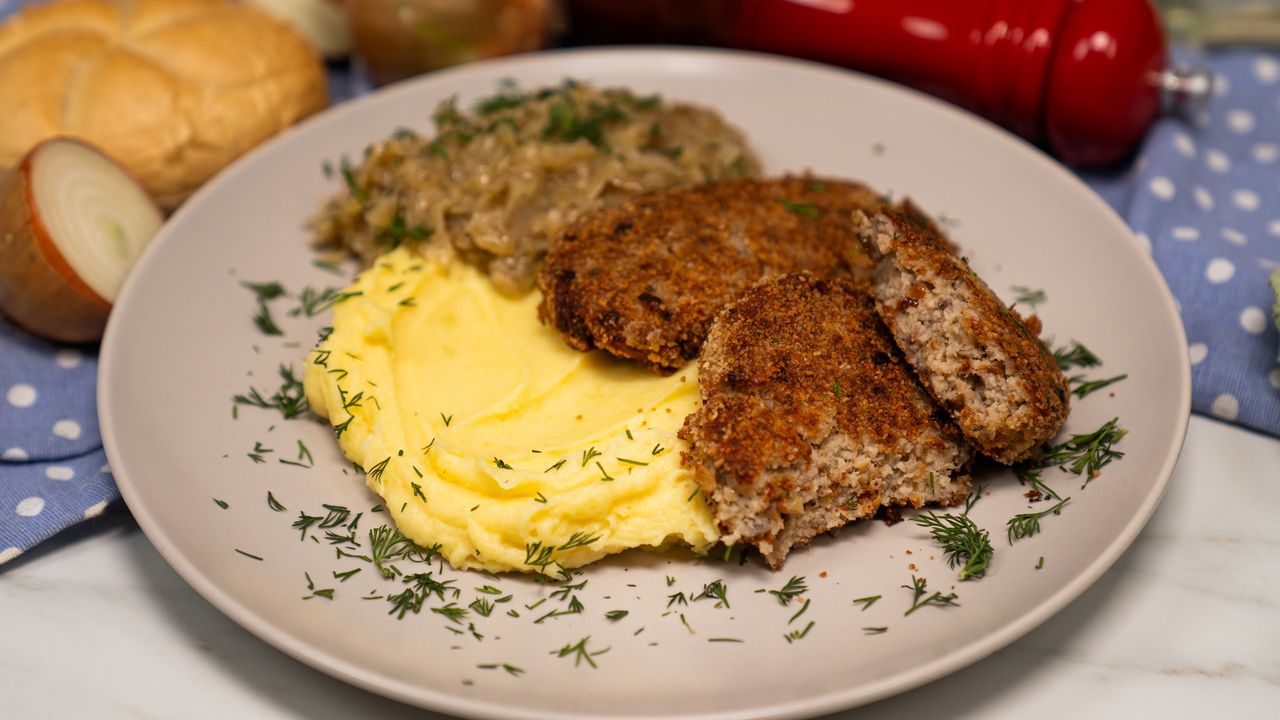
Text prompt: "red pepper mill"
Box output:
[[733, 0, 1211, 166]]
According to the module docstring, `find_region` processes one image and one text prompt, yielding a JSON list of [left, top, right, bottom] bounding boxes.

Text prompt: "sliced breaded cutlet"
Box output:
[[539, 176, 896, 374], [853, 210, 1070, 464], [678, 273, 973, 570]]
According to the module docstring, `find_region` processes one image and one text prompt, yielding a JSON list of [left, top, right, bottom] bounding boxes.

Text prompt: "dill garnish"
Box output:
[[367, 457, 391, 482], [779, 199, 820, 219], [267, 492, 286, 512], [559, 531, 601, 552], [233, 365, 308, 419], [914, 511, 993, 580], [212, 498, 228, 509], [1071, 374, 1129, 398], [1052, 340, 1101, 370], [902, 575, 959, 616], [544, 459, 567, 473], [1011, 286, 1046, 308], [604, 610, 628, 621], [785, 621, 815, 643], [768, 576, 808, 606], [863, 627, 888, 635], [695, 580, 730, 609], [596, 462, 614, 481], [243, 281, 285, 336], [616, 457, 648, 466], [788, 598, 811, 624], [581, 446, 602, 466], [235, 549, 263, 561], [1007, 497, 1071, 543], [852, 595, 881, 611], [1040, 418, 1127, 481], [551, 636, 609, 668]]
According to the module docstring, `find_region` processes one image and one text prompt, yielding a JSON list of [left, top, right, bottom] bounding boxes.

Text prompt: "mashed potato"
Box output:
[[304, 247, 719, 572]]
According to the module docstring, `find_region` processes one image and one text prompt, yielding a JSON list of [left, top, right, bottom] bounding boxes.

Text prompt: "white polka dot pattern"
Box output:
[[7, 384, 36, 408], [1087, 49, 1280, 440], [1211, 394, 1240, 420]]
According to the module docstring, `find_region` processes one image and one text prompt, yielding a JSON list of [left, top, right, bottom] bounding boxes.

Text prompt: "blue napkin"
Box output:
[[1083, 48, 1280, 435], [2, 42, 1279, 563]]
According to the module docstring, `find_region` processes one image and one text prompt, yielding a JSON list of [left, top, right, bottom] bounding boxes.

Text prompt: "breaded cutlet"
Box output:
[[854, 210, 1070, 464], [678, 273, 973, 570], [538, 176, 890, 374]]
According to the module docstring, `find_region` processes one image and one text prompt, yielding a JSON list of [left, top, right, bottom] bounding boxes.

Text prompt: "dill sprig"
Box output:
[[784, 621, 815, 643], [558, 531, 601, 552], [1007, 497, 1071, 543], [914, 511, 994, 580], [694, 579, 730, 609], [779, 199, 820, 219], [1070, 374, 1128, 398], [233, 365, 308, 419], [1041, 417, 1127, 480], [551, 636, 609, 669], [266, 491, 286, 512], [768, 576, 808, 606], [902, 575, 959, 616], [1052, 340, 1101, 371], [243, 281, 285, 336], [1011, 286, 1046, 308], [852, 595, 881, 611], [368, 526, 419, 578], [604, 609, 628, 621]]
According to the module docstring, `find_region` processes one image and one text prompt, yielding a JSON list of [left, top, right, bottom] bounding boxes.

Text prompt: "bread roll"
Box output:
[[0, 0, 328, 210]]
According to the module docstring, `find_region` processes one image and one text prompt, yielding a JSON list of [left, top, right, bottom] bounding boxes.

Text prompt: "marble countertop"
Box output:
[[3, 414, 1278, 719]]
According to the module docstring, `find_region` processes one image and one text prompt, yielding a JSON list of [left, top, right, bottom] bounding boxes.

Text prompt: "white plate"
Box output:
[[99, 48, 1190, 720]]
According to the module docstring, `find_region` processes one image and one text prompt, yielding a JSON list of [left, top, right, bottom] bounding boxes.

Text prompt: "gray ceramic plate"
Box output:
[[99, 48, 1190, 720]]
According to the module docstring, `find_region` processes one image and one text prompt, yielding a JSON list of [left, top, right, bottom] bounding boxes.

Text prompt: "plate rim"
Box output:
[[99, 45, 1193, 720]]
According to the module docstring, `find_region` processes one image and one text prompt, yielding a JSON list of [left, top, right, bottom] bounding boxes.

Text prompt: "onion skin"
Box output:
[[0, 140, 114, 343]]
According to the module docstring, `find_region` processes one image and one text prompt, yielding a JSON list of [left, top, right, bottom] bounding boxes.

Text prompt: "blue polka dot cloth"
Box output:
[[2, 36, 1279, 564], [1083, 48, 1280, 434]]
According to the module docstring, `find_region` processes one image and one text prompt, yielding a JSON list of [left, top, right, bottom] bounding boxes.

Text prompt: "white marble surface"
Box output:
[[3, 414, 1278, 719]]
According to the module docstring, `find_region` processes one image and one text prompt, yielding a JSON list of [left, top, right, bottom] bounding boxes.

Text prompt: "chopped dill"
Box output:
[[779, 199, 820, 219], [914, 511, 994, 580], [266, 491, 286, 512], [852, 595, 881, 611], [1007, 497, 1071, 543], [902, 575, 959, 616], [768, 576, 808, 606], [550, 636, 608, 669]]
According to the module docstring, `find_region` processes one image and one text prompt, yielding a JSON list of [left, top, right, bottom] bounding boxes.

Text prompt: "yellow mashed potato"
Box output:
[[304, 248, 718, 572]]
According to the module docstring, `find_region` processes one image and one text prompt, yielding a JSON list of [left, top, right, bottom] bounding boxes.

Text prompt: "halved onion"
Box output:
[[0, 137, 162, 343]]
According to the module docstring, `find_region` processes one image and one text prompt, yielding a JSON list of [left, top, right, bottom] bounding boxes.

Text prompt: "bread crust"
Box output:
[[679, 273, 972, 569], [0, 0, 327, 209], [854, 210, 1070, 463]]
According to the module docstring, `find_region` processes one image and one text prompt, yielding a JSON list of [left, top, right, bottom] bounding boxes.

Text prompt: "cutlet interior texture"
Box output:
[[856, 211, 1070, 464], [679, 274, 973, 569]]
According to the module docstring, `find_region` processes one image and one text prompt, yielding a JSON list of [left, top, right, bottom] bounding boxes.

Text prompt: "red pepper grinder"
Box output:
[[734, 0, 1212, 166]]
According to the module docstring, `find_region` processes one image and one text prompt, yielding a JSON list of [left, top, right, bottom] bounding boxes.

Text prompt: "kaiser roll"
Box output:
[[0, 0, 328, 210]]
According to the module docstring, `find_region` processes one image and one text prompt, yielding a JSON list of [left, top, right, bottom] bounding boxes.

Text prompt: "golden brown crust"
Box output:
[[679, 273, 971, 567], [857, 209, 1070, 463], [537, 176, 884, 373]]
